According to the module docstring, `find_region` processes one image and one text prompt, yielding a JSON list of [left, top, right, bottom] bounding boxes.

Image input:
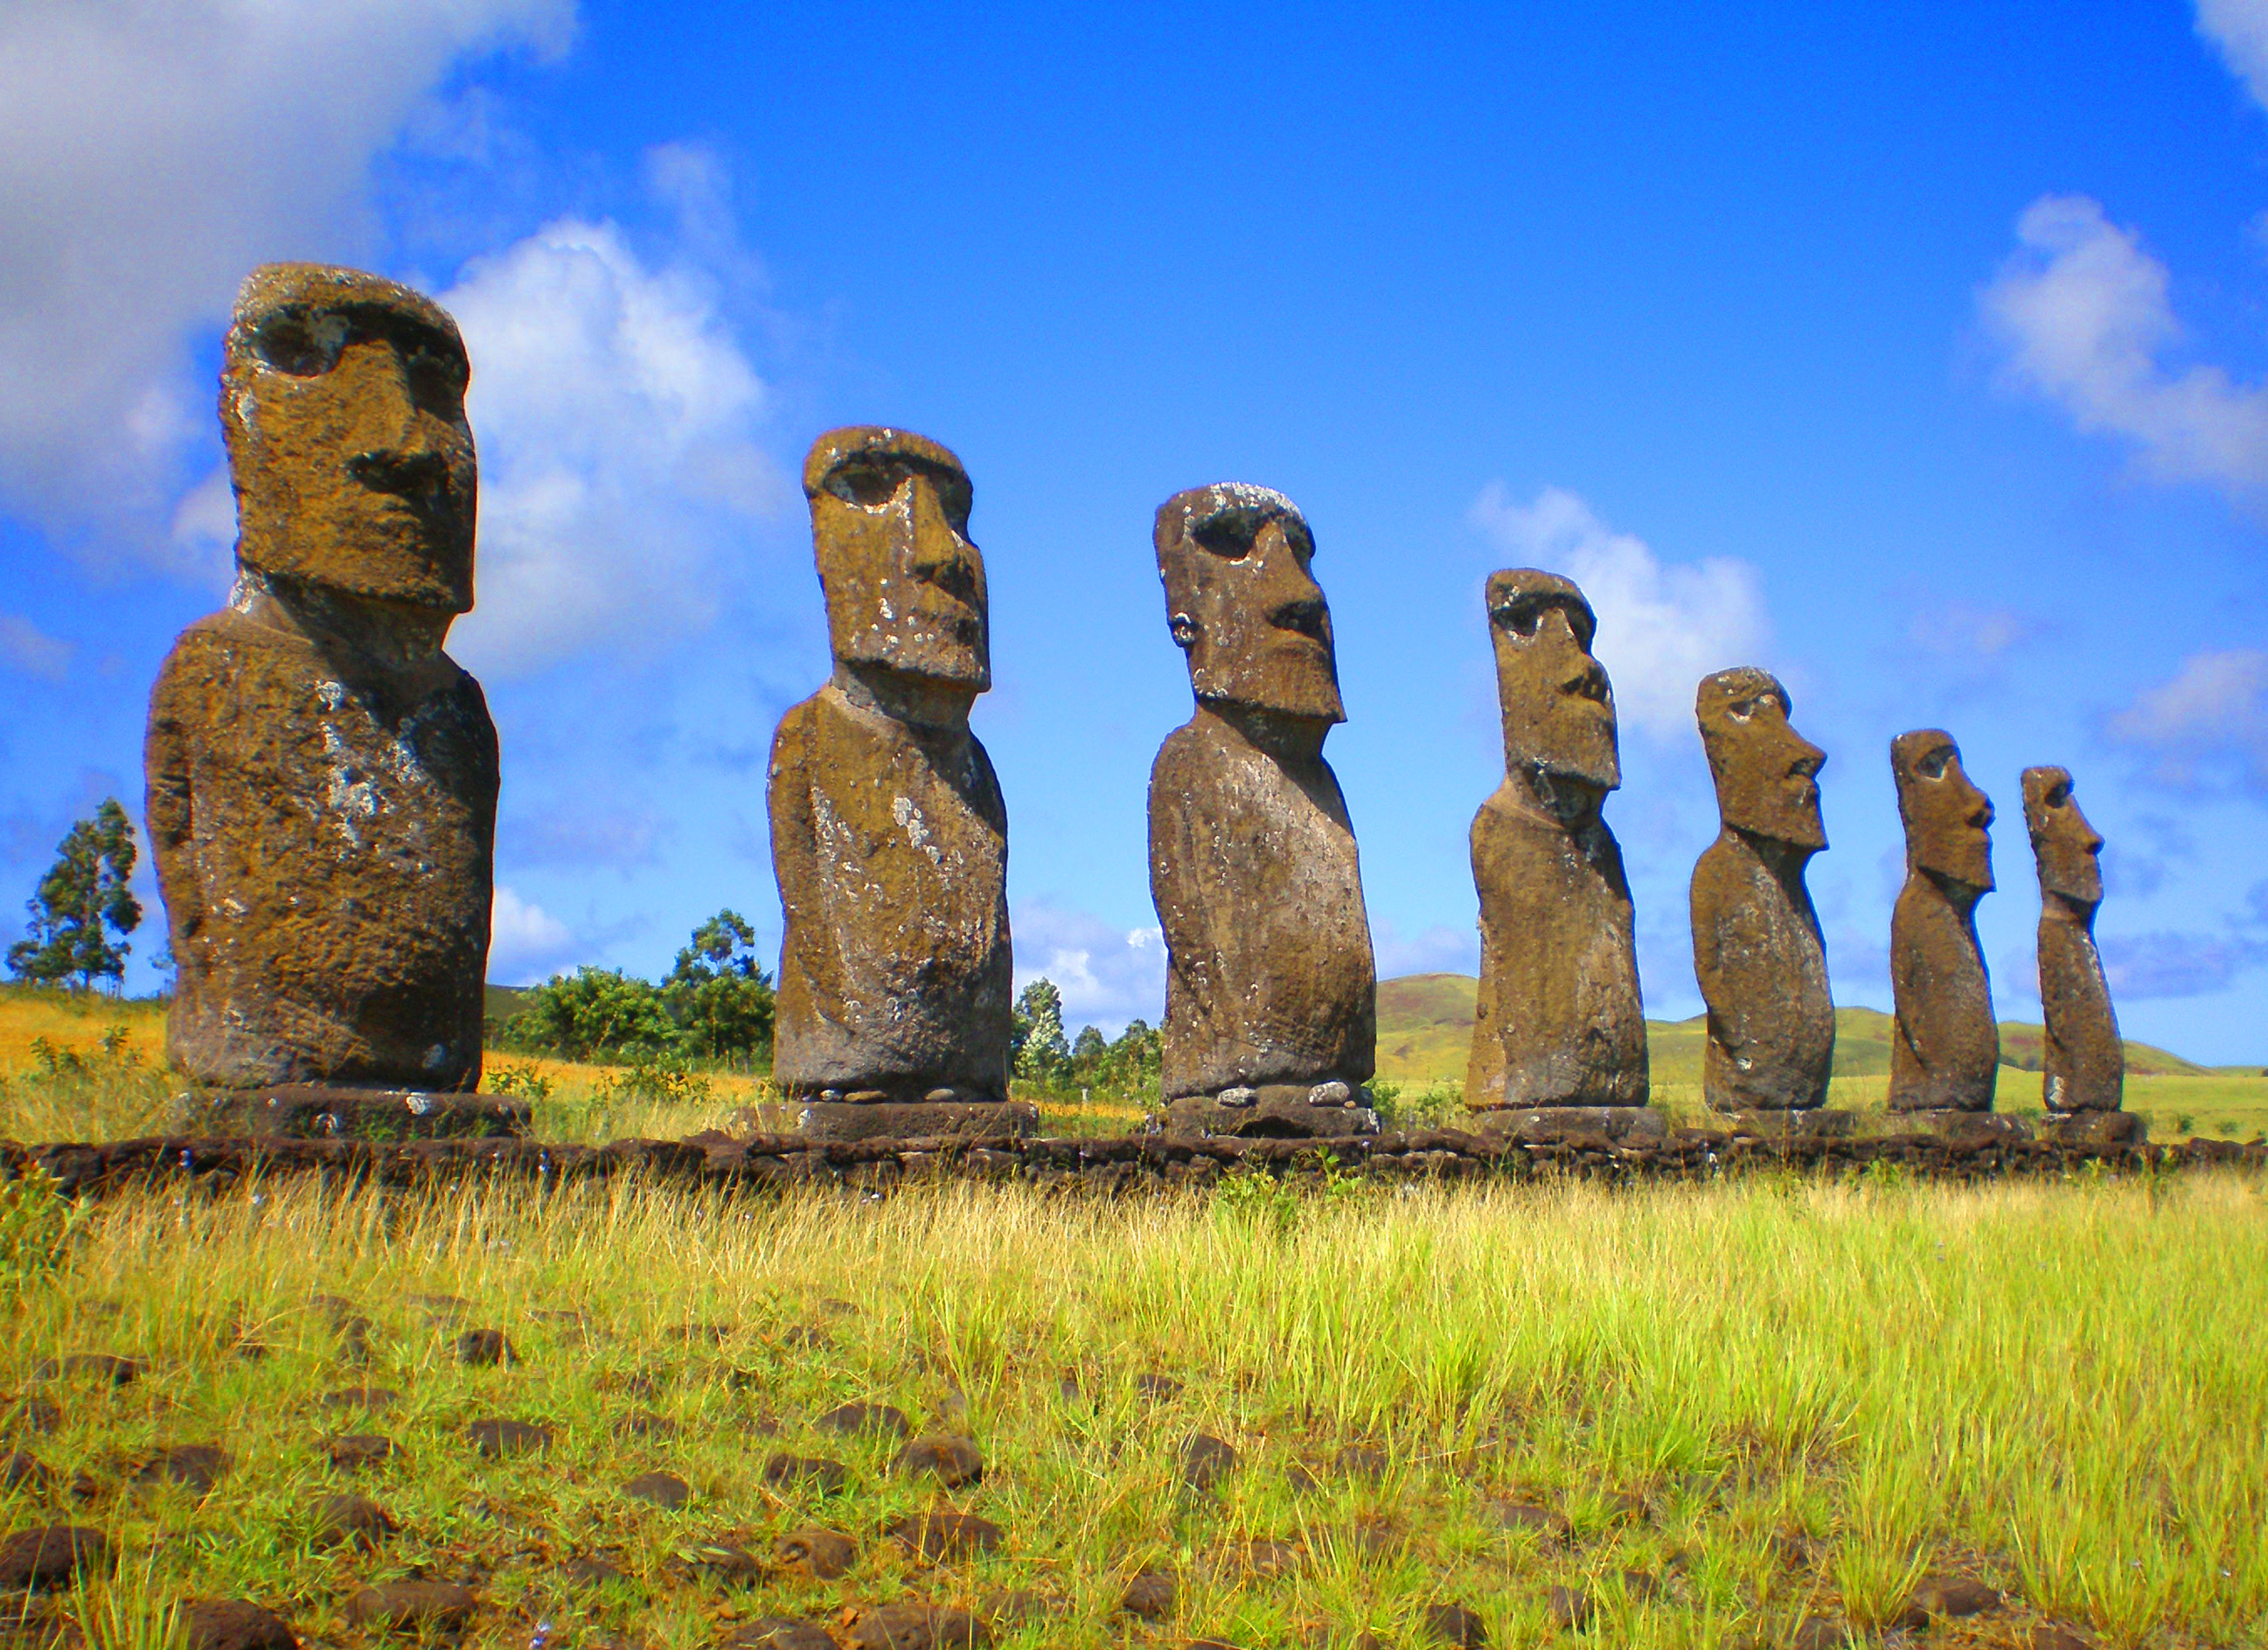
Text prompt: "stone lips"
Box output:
[[2022, 767, 2123, 1114], [769, 427, 1014, 1128], [1467, 569, 1647, 1111], [1690, 667, 1834, 1113], [1148, 480, 1374, 1121], [1888, 730, 1999, 1113]]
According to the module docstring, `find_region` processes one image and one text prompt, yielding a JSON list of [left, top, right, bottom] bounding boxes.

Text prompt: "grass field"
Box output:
[[0, 1165, 2261, 1650]]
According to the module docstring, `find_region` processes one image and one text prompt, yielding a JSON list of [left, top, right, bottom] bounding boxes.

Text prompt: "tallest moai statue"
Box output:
[[145, 265, 498, 1105]]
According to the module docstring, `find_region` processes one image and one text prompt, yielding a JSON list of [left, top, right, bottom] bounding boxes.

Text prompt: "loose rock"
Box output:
[[729, 1619, 836, 1650], [562, 1556, 627, 1589], [762, 1453, 848, 1494], [2, 1396, 60, 1434], [310, 1493, 397, 1551], [622, 1471, 690, 1510], [774, 1527, 856, 1580], [455, 1329, 516, 1367], [1895, 1576, 2003, 1628], [897, 1435, 983, 1486], [463, 1418, 551, 1458], [1544, 1587, 1590, 1632], [1121, 1570, 1178, 1619], [0, 1526, 113, 1591], [134, 1445, 232, 1493], [1238, 1537, 1302, 1577], [888, 1508, 1004, 1561], [0, 1452, 52, 1492], [1424, 1605, 1488, 1649], [621, 1413, 677, 1438], [1179, 1432, 1239, 1490], [344, 1581, 476, 1633], [817, 1401, 909, 1439], [324, 1435, 395, 1472], [1335, 1445, 1389, 1481], [39, 1354, 144, 1387], [184, 1600, 299, 1650], [2030, 1626, 2094, 1650], [1789, 1618, 1849, 1650], [845, 1602, 990, 1650], [1136, 1373, 1184, 1401], [1490, 1500, 1571, 1545], [680, 1543, 763, 1586]]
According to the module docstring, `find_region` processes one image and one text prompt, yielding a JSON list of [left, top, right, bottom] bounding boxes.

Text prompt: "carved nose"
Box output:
[[1270, 596, 1330, 643], [908, 483, 978, 600], [348, 447, 446, 497], [1560, 660, 1609, 703]]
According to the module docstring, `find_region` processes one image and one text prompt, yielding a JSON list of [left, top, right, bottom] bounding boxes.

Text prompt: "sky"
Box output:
[[5, 0, 2268, 1062]]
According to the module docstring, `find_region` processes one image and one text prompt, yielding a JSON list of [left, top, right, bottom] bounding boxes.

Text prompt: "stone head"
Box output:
[[1154, 484, 1344, 723], [1696, 666, 1826, 850], [222, 263, 476, 613], [805, 426, 989, 692], [1892, 728, 1993, 891], [2021, 765, 2104, 909], [1487, 568, 1619, 790]]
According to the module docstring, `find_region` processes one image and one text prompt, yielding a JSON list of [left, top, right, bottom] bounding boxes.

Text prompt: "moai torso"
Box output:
[[769, 684, 1011, 1099], [1688, 667, 1833, 1112], [1150, 708, 1374, 1100], [768, 427, 1013, 1114], [1465, 569, 1647, 1111], [1148, 484, 1375, 1128], [1469, 783, 1646, 1107], [145, 264, 495, 1093], [2024, 766, 2122, 1112], [1887, 729, 1999, 1112]]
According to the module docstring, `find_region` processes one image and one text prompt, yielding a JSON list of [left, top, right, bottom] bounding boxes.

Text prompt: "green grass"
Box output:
[[0, 1168, 2260, 1650]]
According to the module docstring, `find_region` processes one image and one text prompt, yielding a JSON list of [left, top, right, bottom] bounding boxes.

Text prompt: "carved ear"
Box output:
[[1168, 611, 1199, 651]]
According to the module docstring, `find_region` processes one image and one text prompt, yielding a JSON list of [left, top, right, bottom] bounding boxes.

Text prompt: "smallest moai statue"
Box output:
[[1689, 668, 1847, 1137], [1887, 728, 2016, 1135], [2022, 767, 2140, 1145]]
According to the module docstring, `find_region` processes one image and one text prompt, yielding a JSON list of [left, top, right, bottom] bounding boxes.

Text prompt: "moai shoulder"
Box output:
[[1146, 484, 1375, 1138], [1465, 570, 1652, 1139], [768, 427, 1019, 1141], [1688, 667, 1839, 1128], [145, 264, 497, 1109], [1886, 728, 2003, 1122], [2023, 765, 2133, 1138]]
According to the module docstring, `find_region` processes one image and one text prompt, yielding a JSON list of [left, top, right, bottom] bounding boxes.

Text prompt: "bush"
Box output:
[[500, 910, 776, 1069]]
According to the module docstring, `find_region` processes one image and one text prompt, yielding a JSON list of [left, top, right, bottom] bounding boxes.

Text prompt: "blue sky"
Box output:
[[5, 0, 2268, 1062]]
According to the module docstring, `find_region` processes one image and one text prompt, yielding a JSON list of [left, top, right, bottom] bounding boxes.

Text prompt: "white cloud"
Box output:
[[1467, 484, 1771, 740], [439, 212, 788, 677], [0, 614, 73, 682], [488, 884, 577, 984], [0, 0, 572, 547], [1980, 194, 2268, 493], [1012, 901, 1168, 1034], [2104, 646, 2268, 790], [1371, 921, 1477, 980], [2199, 0, 2268, 112]]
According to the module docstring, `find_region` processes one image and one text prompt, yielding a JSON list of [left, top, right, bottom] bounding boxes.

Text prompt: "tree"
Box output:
[[512, 966, 676, 1061], [1012, 978, 1068, 1083], [8, 799, 142, 992], [664, 909, 775, 1065]]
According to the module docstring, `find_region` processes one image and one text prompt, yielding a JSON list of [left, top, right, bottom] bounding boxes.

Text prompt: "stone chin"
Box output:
[[1191, 649, 1346, 724], [238, 517, 474, 615], [1723, 786, 1826, 851], [1914, 835, 1993, 894], [1506, 711, 1621, 793], [2035, 846, 2102, 908]]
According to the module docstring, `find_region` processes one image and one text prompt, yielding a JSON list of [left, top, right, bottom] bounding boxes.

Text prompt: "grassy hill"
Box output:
[[1375, 972, 2209, 1086]]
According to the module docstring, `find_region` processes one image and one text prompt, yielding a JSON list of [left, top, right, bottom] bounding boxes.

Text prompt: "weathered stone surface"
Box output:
[[1471, 1106, 1666, 1145], [2041, 1110, 2145, 1146], [1690, 669, 1834, 1113], [146, 264, 496, 1096], [344, 1580, 475, 1632], [184, 1600, 299, 1650], [194, 1086, 525, 1139], [1164, 1083, 1376, 1139], [0, 1526, 112, 1591], [1889, 730, 1999, 1112], [795, 1101, 1036, 1142], [2023, 767, 2124, 1114], [770, 428, 1014, 1137], [1148, 484, 1374, 1118], [1466, 571, 1647, 1112]]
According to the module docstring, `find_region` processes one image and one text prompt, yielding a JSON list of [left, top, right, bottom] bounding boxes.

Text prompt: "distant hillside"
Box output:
[[1374, 972, 2209, 1087]]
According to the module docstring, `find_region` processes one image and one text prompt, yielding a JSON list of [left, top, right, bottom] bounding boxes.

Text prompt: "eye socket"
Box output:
[[1918, 749, 1949, 780], [827, 463, 904, 508], [1193, 514, 1259, 560], [253, 315, 342, 377], [404, 340, 468, 408]]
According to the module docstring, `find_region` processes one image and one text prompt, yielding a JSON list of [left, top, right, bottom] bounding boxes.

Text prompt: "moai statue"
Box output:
[[1148, 484, 1377, 1138], [1689, 668, 1844, 1131], [144, 265, 504, 1135], [1887, 728, 2004, 1123], [769, 427, 1026, 1141], [1465, 571, 1654, 1139], [2022, 766, 2139, 1143]]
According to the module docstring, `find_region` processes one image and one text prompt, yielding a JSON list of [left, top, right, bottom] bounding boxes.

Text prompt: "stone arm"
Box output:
[[1889, 876, 1945, 1069], [142, 644, 203, 978], [1689, 837, 1764, 1059], [767, 701, 819, 957]]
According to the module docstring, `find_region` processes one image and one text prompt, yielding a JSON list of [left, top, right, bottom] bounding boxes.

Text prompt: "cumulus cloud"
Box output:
[[488, 884, 577, 984], [2101, 928, 2266, 999], [1012, 901, 1167, 1034], [2103, 647, 2268, 790], [1980, 194, 2268, 494], [0, 615, 72, 682], [0, 0, 572, 547], [1467, 484, 1771, 739], [2198, 0, 2268, 112], [439, 212, 787, 677]]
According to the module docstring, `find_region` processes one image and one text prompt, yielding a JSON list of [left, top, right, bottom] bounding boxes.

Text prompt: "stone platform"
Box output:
[[180, 1085, 530, 1140], [1164, 1082, 1379, 1138]]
